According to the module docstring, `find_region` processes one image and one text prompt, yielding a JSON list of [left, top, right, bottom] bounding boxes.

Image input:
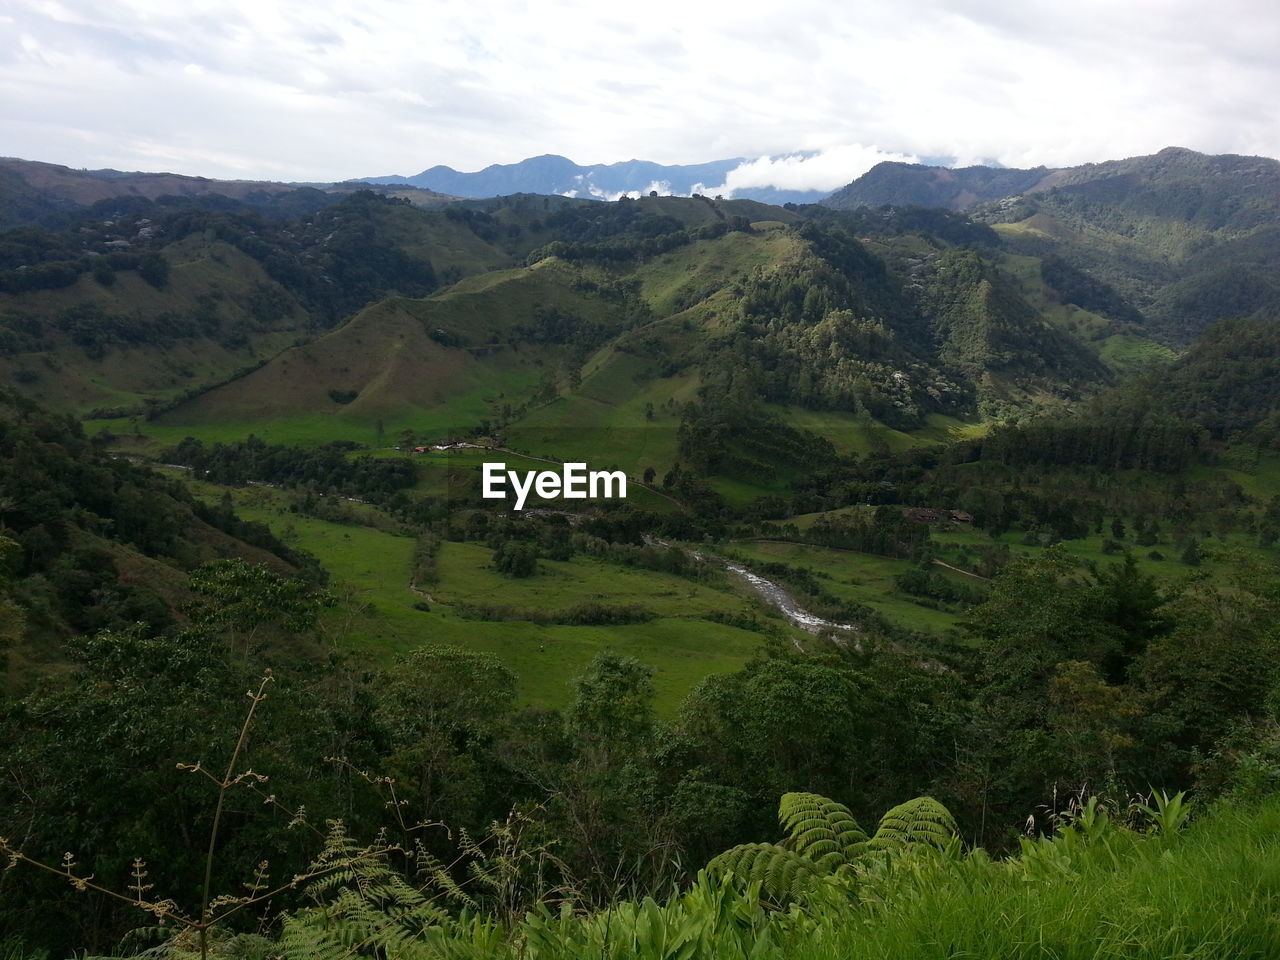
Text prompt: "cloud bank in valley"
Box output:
[[708, 146, 921, 197], [1, 0, 1278, 182]]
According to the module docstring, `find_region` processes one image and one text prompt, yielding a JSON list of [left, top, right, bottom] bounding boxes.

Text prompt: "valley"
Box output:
[[2, 145, 1279, 957], [5, 150, 1278, 700]]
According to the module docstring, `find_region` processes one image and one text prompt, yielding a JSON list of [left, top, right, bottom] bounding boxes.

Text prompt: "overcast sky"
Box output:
[[3, 0, 1279, 194]]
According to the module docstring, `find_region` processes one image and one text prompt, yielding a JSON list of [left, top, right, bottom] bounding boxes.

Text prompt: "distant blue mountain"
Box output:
[[361, 154, 828, 205]]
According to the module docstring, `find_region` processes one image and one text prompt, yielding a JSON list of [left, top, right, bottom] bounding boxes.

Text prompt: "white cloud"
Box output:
[[0, 0, 1278, 181], [711, 146, 919, 196]]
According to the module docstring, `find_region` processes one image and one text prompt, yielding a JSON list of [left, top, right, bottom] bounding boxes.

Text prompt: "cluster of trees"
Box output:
[[677, 398, 841, 481], [1139, 315, 1280, 442], [440, 511, 718, 583], [918, 248, 1107, 388], [0, 248, 169, 295], [523, 200, 753, 268], [804, 202, 1003, 247], [973, 404, 1206, 473], [168, 436, 417, 499], [160, 192, 438, 325], [1039, 253, 1145, 325], [703, 308, 963, 428], [893, 563, 989, 607], [804, 506, 934, 560]]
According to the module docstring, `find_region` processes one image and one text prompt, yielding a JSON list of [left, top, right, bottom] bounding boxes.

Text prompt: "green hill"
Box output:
[[1139, 314, 1280, 442], [823, 148, 1280, 346], [139, 205, 1115, 492], [163, 256, 640, 442], [0, 387, 311, 686]]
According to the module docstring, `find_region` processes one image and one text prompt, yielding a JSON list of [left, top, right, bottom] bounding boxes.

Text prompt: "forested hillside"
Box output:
[[0, 386, 314, 683]]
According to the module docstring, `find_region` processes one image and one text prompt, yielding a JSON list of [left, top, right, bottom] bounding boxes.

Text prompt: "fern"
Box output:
[[867, 797, 957, 851], [706, 843, 822, 902], [708, 793, 958, 902], [777, 792, 868, 869], [277, 822, 453, 960]]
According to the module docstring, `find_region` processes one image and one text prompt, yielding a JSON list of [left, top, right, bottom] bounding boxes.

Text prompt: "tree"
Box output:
[[677, 655, 878, 818], [568, 652, 655, 758], [136, 251, 169, 288], [492, 540, 537, 577], [0, 626, 348, 953], [960, 547, 1128, 815], [375, 646, 516, 824], [1138, 556, 1280, 772], [1047, 660, 1140, 788], [187, 559, 331, 657], [514, 653, 669, 894], [1181, 538, 1202, 566]]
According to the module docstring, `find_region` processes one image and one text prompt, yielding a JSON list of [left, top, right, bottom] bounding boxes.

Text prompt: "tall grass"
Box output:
[[790, 800, 1280, 960], [387, 798, 1280, 959]]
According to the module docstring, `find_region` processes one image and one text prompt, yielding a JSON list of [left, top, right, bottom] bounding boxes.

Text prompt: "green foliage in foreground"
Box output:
[[706, 792, 955, 901], [173, 793, 1280, 960]]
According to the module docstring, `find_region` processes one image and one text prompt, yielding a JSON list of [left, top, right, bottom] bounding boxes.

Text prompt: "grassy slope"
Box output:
[[0, 236, 307, 414], [501, 228, 801, 475], [785, 502, 1275, 587], [504, 226, 993, 499], [993, 247, 1178, 378], [317, 796, 1280, 958], [151, 258, 616, 445], [790, 800, 1280, 960]]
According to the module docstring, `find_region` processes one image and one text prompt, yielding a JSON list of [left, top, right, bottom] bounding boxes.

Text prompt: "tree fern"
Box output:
[[867, 797, 957, 851], [777, 792, 868, 869], [708, 793, 958, 901], [706, 842, 822, 902]]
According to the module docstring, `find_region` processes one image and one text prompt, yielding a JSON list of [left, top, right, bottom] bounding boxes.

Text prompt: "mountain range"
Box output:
[[2, 144, 1276, 469], [358, 153, 828, 205]]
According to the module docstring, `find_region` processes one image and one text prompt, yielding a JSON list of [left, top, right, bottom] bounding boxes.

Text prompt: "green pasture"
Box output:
[[192, 482, 767, 714], [1098, 333, 1179, 375]]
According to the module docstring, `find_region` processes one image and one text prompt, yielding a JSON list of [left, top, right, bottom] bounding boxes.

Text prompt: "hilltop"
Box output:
[[822, 148, 1280, 345], [824, 162, 1053, 211], [0, 156, 457, 229]]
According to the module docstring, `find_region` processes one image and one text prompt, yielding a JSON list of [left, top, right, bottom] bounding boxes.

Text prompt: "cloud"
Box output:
[[0, 0, 1278, 181], [710, 146, 919, 196], [577, 179, 677, 201]]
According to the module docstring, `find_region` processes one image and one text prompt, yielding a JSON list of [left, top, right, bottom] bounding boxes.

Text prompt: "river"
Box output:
[[648, 537, 860, 640]]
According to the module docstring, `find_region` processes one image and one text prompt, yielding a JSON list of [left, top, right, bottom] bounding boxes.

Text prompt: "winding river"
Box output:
[[720, 559, 861, 636], [648, 537, 860, 639]]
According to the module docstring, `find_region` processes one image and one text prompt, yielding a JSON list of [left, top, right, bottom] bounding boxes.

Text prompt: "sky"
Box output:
[[3, 0, 1280, 195]]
